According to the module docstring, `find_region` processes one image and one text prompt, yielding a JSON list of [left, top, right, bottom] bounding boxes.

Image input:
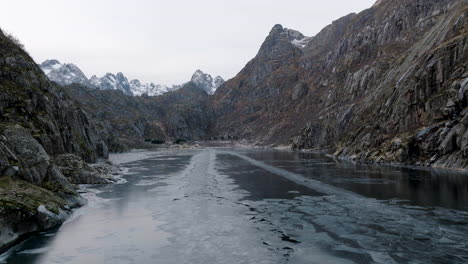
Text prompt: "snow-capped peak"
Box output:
[[40, 60, 224, 97], [40, 59, 90, 86], [285, 28, 311, 49], [191, 69, 224, 95], [129, 80, 173, 96], [89, 72, 133, 96]]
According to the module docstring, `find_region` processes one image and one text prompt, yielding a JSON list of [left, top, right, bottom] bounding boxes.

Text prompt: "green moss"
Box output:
[[0, 177, 67, 215], [41, 179, 76, 196]]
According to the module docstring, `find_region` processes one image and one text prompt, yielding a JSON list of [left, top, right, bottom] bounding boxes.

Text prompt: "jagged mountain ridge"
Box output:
[[211, 0, 468, 169], [191, 70, 224, 95], [89, 72, 134, 96], [40, 59, 92, 87], [39, 60, 223, 96]]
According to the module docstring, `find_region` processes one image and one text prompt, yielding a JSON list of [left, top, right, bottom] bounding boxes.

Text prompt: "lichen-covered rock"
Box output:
[[2, 125, 51, 184], [53, 154, 119, 184], [0, 125, 76, 195], [0, 177, 81, 253]]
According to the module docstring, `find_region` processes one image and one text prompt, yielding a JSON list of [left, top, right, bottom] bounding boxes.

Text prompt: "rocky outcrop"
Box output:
[[211, 0, 468, 170], [0, 176, 78, 253], [0, 27, 114, 253], [53, 154, 120, 184], [1, 125, 75, 192], [0, 125, 84, 253]]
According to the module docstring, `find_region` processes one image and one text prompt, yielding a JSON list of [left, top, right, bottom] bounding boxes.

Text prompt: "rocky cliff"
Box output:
[[0, 0, 466, 253], [61, 81, 213, 147], [0, 28, 113, 252], [211, 0, 468, 170]]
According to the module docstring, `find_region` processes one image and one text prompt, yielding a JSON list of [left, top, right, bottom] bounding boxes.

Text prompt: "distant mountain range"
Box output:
[[39, 59, 224, 96]]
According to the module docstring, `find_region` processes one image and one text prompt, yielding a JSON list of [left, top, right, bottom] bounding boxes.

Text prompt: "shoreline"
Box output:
[[2, 147, 467, 259], [142, 140, 468, 173], [3, 145, 466, 257], [0, 159, 126, 257]]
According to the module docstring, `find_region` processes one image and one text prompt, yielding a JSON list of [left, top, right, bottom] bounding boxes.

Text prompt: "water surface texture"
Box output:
[[2, 149, 468, 264]]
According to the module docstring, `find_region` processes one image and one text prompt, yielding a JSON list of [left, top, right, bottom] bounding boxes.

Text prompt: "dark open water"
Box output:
[[2, 149, 467, 264]]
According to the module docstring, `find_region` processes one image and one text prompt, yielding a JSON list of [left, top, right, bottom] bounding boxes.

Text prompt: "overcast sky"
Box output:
[[1, 0, 375, 84]]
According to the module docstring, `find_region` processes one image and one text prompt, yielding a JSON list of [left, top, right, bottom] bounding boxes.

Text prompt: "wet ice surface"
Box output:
[[2, 149, 468, 264]]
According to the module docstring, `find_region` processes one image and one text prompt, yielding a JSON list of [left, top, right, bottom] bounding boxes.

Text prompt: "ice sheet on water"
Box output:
[[109, 150, 158, 165], [18, 247, 50, 255], [5, 149, 467, 264], [220, 151, 468, 263]]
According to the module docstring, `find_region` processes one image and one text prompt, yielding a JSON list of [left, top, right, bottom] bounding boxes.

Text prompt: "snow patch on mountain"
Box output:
[[129, 80, 174, 96], [285, 28, 311, 49], [89, 72, 134, 96], [40, 60, 224, 96], [191, 70, 224, 95], [40, 60, 91, 87]]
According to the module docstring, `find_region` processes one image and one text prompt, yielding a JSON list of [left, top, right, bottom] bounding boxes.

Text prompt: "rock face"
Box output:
[[0, 27, 113, 253], [0, 176, 77, 253], [53, 154, 119, 184], [61, 81, 213, 146], [211, 0, 468, 170]]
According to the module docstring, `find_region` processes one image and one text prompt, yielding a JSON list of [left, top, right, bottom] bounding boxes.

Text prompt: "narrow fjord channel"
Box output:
[[2, 149, 468, 264]]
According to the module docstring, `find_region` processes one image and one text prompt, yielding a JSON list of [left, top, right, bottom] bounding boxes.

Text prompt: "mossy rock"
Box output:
[[0, 177, 67, 215]]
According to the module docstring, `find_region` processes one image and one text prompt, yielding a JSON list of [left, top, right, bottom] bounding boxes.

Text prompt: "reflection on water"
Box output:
[[216, 154, 323, 200], [2, 153, 193, 264], [243, 150, 468, 210], [2, 149, 468, 264]]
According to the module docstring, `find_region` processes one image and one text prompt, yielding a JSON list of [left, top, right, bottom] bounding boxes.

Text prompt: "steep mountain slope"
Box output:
[[0, 28, 113, 252], [62, 81, 213, 147], [212, 0, 468, 169]]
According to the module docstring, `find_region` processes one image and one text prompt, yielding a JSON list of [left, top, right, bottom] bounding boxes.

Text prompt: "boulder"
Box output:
[[52, 154, 112, 184], [2, 125, 50, 185]]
